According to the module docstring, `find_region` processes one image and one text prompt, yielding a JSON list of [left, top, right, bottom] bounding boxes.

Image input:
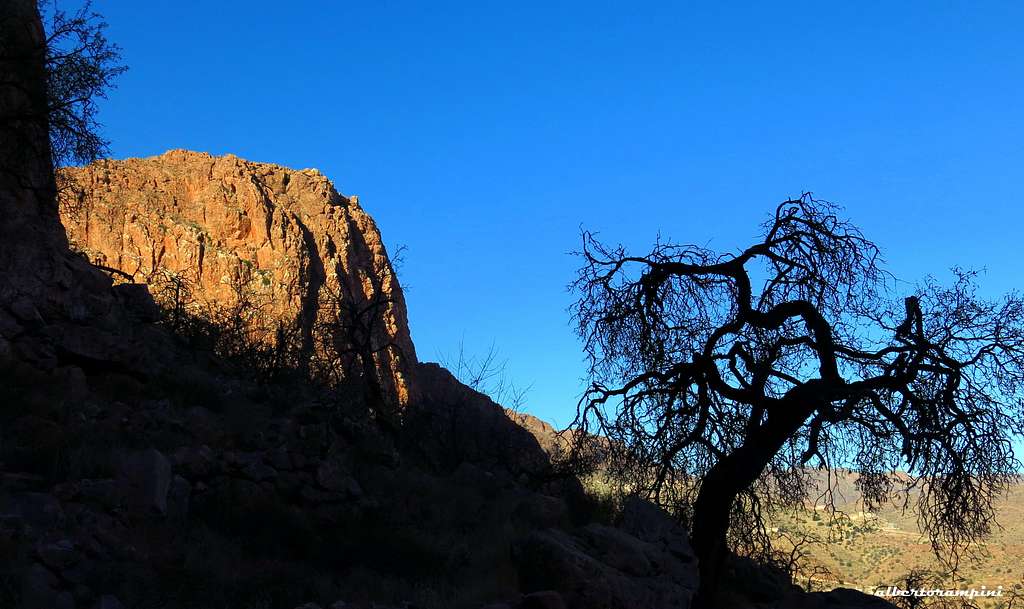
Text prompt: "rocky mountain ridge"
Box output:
[[60, 151, 417, 406]]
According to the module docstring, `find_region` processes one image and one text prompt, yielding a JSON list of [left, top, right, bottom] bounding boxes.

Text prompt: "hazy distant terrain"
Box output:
[[767, 471, 1024, 603]]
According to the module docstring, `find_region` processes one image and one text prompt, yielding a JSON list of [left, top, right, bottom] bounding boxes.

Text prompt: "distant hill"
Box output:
[[767, 468, 1024, 602]]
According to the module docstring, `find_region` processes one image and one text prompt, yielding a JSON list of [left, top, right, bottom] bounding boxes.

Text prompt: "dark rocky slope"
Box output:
[[1, 2, 895, 607]]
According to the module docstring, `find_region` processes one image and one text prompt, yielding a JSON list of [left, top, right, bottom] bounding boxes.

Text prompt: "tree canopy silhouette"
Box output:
[[41, 0, 125, 168], [570, 196, 1024, 606], [1, 0, 123, 203]]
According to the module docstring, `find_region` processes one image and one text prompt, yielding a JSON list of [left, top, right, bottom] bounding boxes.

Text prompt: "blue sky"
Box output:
[[85, 1, 1022, 427]]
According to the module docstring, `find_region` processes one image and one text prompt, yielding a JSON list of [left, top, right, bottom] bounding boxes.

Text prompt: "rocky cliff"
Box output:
[[59, 151, 417, 405]]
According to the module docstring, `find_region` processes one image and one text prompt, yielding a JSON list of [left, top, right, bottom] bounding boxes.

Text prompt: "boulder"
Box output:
[[726, 554, 797, 604], [171, 445, 218, 480], [95, 595, 125, 609], [777, 587, 898, 609], [55, 591, 76, 609], [111, 282, 161, 322], [244, 460, 279, 482], [0, 334, 11, 360], [53, 365, 89, 403], [512, 494, 569, 530], [520, 591, 567, 609], [516, 523, 697, 609], [20, 563, 60, 609], [37, 539, 78, 569], [316, 457, 355, 493], [117, 449, 172, 515], [0, 492, 65, 529], [619, 497, 695, 562], [167, 475, 192, 521]]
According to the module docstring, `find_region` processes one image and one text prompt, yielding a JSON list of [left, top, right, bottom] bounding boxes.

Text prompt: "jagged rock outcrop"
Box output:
[[409, 363, 557, 476], [59, 151, 417, 405]]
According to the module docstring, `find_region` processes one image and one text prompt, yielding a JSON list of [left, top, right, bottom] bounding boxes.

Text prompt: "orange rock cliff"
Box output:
[[60, 150, 417, 405]]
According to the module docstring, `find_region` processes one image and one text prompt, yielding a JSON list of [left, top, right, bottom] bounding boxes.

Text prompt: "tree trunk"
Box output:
[[690, 397, 819, 608]]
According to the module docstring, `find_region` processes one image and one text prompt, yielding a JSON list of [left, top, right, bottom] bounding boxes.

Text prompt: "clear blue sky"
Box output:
[[85, 1, 1022, 427]]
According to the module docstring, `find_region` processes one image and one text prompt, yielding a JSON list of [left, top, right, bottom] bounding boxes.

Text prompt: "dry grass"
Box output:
[[765, 483, 1024, 607]]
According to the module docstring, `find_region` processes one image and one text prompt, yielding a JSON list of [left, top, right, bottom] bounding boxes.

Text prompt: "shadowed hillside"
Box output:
[[6, 1, 1008, 608], [0, 6, 707, 603]]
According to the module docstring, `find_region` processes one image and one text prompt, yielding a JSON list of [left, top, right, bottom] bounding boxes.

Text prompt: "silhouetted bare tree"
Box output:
[[41, 0, 125, 168], [314, 277, 404, 429], [146, 268, 304, 382], [1, 0, 123, 209], [570, 196, 1024, 606], [441, 340, 530, 411]]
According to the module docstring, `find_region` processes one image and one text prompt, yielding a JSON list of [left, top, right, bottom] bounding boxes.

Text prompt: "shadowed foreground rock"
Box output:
[[516, 498, 698, 608], [0, 352, 703, 608]]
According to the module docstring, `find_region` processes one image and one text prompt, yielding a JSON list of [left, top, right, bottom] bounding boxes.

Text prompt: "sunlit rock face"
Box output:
[[60, 150, 417, 405]]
